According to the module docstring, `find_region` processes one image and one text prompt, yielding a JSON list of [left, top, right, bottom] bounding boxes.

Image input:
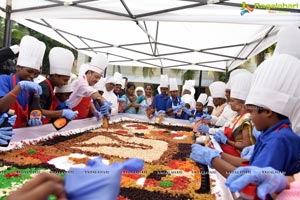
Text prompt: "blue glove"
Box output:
[[100, 101, 112, 117], [241, 145, 255, 159], [118, 97, 126, 103], [0, 127, 15, 145], [28, 118, 42, 126], [189, 118, 196, 123], [18, 81, 42, 95], [214, 131, 227, 144], [190, 144, 221, 168], [140, 103, 149, 108], [65, 156, 144, 200], [0, 113, 8, 125], [198, 124, 209, 134], [65, 101, 72, 109], [182, 107, 192, 116], [252, 127, 261, 139], [93, 111, 102, 121], [158, 110, 166, 115], [200, 114, 212, 121], [0, 113, 16, 127], [226, 166, 287, 200], [62, 109, 78, 121]]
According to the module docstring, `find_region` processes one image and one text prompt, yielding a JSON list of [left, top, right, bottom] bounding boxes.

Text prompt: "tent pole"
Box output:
[[198, 70, 202, 95], [3, 0, 12, 47]]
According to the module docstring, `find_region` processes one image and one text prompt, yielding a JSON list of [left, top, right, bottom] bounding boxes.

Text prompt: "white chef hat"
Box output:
[[207, 96, 214, 107], [17, 36, 46, 70], [226, 69, 251, 90], [169, 78, 178, 91], [274, 25, 300, 60], [135, 87, 145, 96], [94, 77, 106, 91], [105, 77, 116, 84], [54, 83, 73, 93], [86, 53, 108, 75], [78, 64, 89, 77], [159, 74, 169, 88], [181, 94, 194, 108], [230, 72, 253, 101], [182, 80, 196, 96], [209, 81, 226, 99], [114, 72, 123, 85], [197, 93, 208, 105], [49, 47, 74, 76], [33, 75, 46, 84], [246, 54, 300, 117]]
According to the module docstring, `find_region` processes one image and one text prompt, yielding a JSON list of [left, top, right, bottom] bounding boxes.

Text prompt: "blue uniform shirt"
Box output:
[[250, 119, 300, 175], [0, 74, 28, 110], [153, 94, 169, 112], [166, 96, 187, 119]]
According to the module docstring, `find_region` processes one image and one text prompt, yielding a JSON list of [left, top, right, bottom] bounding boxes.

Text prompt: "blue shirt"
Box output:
[[121, 94, 136, 114], [250, 119, 300, 175], [193, 110, 206, 119], [166, 96, 187, 119], [0, 74, 28, 110], [153, 94, 169, 112]]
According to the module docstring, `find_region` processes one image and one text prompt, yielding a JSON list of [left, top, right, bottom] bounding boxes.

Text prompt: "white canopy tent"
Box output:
[[1, 0, 300, 72]]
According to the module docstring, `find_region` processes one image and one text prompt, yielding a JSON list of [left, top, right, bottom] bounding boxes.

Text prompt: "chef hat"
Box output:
[[78, 64, 89, 77], [105, 77, 116, 84], [230, 72, 253, 101], [54, 80, 73, 93], [114, 72, 123, 85], [86, 54, 108, 75], [274, 25, 300, 60], [207, 96, 214, 107], [226, 69, 251, 90], [33, 75, 46, 84], [159, 74, 169, 88], [246, 54, 300, 117], [169, 78, 178, 91], [182, 80, 196, 96], [94, 77, 106, 92], [49, 47, 74, 76], [290, 103, 300, 135], [17, 36, 46, 70], [181, 94, 195, 108], [197, 93, 208, 105], [209, 81, 226, 99], [135, 87, 145, 96]]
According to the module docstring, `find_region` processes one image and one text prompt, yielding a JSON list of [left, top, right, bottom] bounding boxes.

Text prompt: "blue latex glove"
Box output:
[[190, 144, 221, 168], [0, 127, 15, 145], [100, 101, 112, 117], [18, 81, 42, 95], [0, 113, 7, 125], [189, 118, 196, 123], [140, 103, 149, 108], [62, 109, 78, 121], [200, 114, 212, 121], [0, 113, 16, 126], [93, 111, 102, 121], [182, 107, 192, 116], [118, 97, 126, 103], [226, 166, 287, 200], [65, 156, 144, 200], [214, 131, 228, 144], [252, 127, 261, 139], [158, 110, 166, 115], [65, 101, 72, 109], [198, 124, 209, 134], [241, 145, 255, 159], [28, 118, 42, 126]]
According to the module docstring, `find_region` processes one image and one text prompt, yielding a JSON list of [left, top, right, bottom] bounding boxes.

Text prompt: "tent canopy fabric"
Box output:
[[1, 0, 300, 72]]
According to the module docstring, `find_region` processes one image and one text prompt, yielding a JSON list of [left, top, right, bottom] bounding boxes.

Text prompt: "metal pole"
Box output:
[[3, 0, 12, 47], [198, 70, 202, 95]]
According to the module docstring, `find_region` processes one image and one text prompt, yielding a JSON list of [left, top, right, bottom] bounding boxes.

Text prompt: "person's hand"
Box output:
[[7, 172, 66, 200], [158, 110, 166, 115], [190, 144, 221, 168], [62, 109, 78, 121], [118, 97, 126, 103], [65, 101, 72, 109], [0, 113, 17, 127], [182, 107, 192, 116], [28, 118, 42, 126], [252, 127, 261, 139], [0, 127, 15, 145], [226, 166, 287, 200], [189, 118, 196, 123], [18, 81, 42, 95], [200, 114, 212, 121], [214, 131, 228, 144], [198, 124, 209, 134], [65, 156, 144, 200], [100, 101, 112, 117], [241, 145, 255, 159], [93, 111, 102, 121], [140, 103, 149, 108]]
